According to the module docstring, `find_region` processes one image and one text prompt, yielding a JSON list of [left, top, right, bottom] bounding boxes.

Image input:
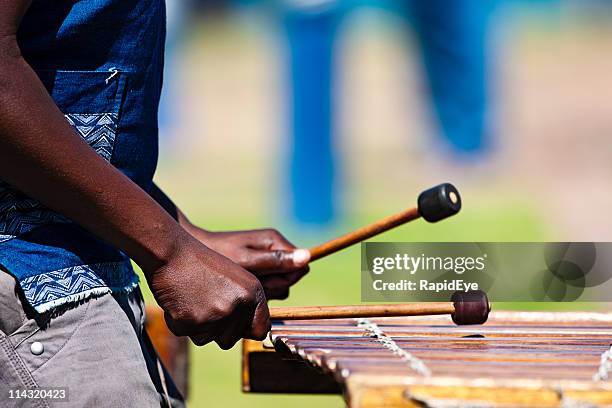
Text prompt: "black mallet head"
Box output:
[[451, 290, 490, 325], [417, 183, 461, 223]]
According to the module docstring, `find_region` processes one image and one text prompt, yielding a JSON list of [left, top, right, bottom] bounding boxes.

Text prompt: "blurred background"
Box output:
[[143, 0, 612, 406]]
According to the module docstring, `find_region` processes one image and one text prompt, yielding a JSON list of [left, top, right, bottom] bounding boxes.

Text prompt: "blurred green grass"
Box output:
[[136, 196, 563, 408]]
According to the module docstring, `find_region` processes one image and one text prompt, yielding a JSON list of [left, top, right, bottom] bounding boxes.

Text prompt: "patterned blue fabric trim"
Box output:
[[64, 113, 118, 161], [0, 113, 118, 241], [0, 195, 68, 243], [19, 261, 138, 313]]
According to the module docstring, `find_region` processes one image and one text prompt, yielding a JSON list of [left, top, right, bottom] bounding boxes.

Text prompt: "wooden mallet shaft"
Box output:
[[270, 291, 490, 325], [307, 183, 462, 261], [270, 303, 453, 320], [308, 207, 420, 261]]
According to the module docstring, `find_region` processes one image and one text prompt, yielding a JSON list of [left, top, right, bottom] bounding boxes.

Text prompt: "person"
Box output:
[[0, 1, 310, 406], [281, 0, 494, 225], [282, 0, 342, 226]]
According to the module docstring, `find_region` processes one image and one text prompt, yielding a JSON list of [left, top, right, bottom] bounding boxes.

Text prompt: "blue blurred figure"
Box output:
[[158, 0, 190, 140], [282, 1, 343, 226], [283, 0, 495, 226], [410, 0, 494, 154]]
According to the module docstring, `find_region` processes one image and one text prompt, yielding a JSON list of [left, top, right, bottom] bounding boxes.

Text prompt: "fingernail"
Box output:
[[292, 249, 311, 266]]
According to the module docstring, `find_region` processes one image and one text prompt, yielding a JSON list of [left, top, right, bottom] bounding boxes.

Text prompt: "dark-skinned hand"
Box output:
[[186, 227, 310, 300], [148, 232, 271, 350]]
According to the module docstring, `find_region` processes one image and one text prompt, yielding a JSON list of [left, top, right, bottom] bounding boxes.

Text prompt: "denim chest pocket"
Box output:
[[0, 70, 129, 240], [35, 69, 128, 163]]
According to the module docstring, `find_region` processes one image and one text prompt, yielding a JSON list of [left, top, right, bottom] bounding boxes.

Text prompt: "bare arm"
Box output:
[[0, 0, 270, 348]]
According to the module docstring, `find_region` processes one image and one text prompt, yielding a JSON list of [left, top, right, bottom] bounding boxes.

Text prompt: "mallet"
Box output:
[[270, 290, 490, 325], [307, 183, 461, 262]]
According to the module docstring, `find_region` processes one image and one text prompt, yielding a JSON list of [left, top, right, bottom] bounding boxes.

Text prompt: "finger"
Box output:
[[190, 332, 216, 347], [164, 310, 193, 337], [214, 313, 251, 350], [263, 285, 290, 300], [245, 292, 271, 341], [243, 249, 311, 274], [243, 229, 310, 268], [247, 229, 295, 251], [261, 268, 308, 300], [291, 249, 311, 267], [265, 229, 295, 251], [242, 249, 297, 275], [165, 309, 225, 345], [261, 267, 309, 289]]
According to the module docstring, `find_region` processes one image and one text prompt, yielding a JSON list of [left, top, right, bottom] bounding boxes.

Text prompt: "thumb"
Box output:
[[291, 248, 311, 267], [243, 248, 311, 275]]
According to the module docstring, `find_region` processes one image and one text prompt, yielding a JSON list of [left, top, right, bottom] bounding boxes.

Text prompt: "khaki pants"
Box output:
[[0, 271, 184, 407]]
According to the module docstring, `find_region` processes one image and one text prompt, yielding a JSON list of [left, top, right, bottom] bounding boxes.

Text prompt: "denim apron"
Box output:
[[0, 0, 166, 313]]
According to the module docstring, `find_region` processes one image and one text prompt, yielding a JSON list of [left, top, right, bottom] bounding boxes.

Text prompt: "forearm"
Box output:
[[0, 48, 184, 274]]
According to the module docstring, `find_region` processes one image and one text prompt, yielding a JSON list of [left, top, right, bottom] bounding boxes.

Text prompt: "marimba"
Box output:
[[242, 311, 612, 407], [145, 305, 190, 397]]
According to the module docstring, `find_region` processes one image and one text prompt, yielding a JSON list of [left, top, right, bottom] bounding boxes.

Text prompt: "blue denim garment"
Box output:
[[0, 0, 166, 313]]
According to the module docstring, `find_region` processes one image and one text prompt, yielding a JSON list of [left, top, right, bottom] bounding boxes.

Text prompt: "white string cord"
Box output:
[[357, 318, 431, 377], [593, 344, 612, 381]]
